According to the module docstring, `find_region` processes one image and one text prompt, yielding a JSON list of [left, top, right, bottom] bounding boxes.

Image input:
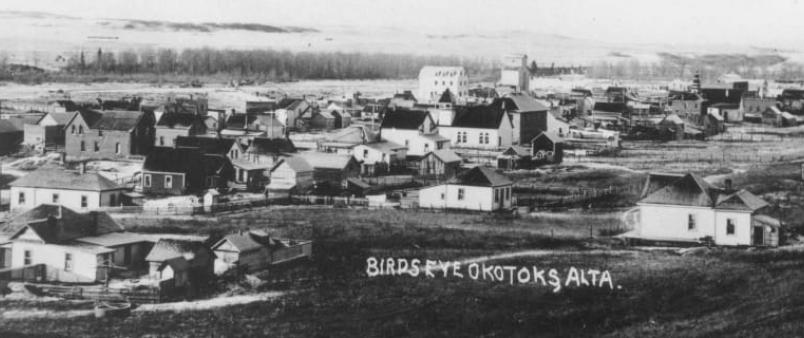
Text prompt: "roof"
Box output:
[[213, 231, 277, 253], [364, 141, 406, 152], [428, 149, 462, 163], [247, 137, 297, 154], [145, 238, 211, 262], [501, 146, 531, 157], [0, 119, 22, 133], [1, 205, 122, 244], [418, 66, 465, 78], [753, 215, 781, 228], [175, 136, 236, 156], [297, 152, 354, 170], [156, 112, 203, 129], [44, 112, 74, 125], [450, 166, 512, 187], [499, 93, 549, 112], [640, 172, 684, 198], [272, 156, 314, 172], [380, 109, 431, 130], [10, 168, 123, 191], [593, 102, 628, 113], [639, 173, 767, 211], [90, 110, 144, 131], [143, 147, 203, 173], [661, 114, 685, 125], [392, 91, 417, 102], [76, 232, 152, 247], [438, 89, 456, 104], [160, 257, 190, 272], [532, 131, 566, 143], [450, 104, 508, 129]]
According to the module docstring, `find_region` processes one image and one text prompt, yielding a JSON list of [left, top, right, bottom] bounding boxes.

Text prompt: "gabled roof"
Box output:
[[143, 147, 203, 173], [392, 91, 417, 102], [297, 152, 355, 170], [451, 166, 512, 187], [247, 137, 297, 155], [438, 89, 456, 104], [0, 120, 21, 133], [532, 131, 565, 144], [363, 141, 406, 153], [498, 93, 549, 112], [90, 110, 145, 131], [427, 149, 462, 163], [175, 136, 237, 156], [156, 112, 203, 129], [43, 111, 74, 125], [2, 205, 122, 243], [639, 173, 767, 211], [10, 168, 123, 191], [213, 231, 278, 253], [501, 146, 531, 157], [145, 238, 211, 262], [450, 104, 508, 129], [380, 109, 431, 130]]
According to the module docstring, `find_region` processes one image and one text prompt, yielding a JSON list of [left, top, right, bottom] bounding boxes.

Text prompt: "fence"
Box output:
[[289, 194, 369, 207], [272, 241, 313, 264], [513, 183, 639, 210], [34, 284, 164, 304]]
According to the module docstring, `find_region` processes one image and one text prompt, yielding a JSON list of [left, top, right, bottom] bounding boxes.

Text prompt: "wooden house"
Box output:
[[10, 166, 127, 211], [419, 149, 462, 177], [64, 110, 155, 160], [142, 147, 233, 195], [497, 146, 532, 170], [418, 166, 514, 211], [154, 112, 207, 147], [211, 231, 312, 274], [146, 239, 215, 290], [530, 131, 564, 164]]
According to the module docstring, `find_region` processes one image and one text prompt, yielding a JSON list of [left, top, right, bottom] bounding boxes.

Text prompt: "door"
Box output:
[[752, 226, 764, 246]]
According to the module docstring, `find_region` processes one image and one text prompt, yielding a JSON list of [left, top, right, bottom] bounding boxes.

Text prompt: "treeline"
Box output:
[[585, 53, 804, 81], [61, 48, 491, 80]]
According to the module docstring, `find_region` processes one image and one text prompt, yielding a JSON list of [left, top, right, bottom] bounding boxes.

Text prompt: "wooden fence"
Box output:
[[289, 194, 369, 207], [35, 284, 164, 304]]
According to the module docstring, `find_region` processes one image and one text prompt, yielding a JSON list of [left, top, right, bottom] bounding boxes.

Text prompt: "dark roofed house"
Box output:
[[142, 147, 233, 195], [779, 88, 804, 114], [228, 137, 298, 191], [174, 136, 241, 158], [0, 119, 24, 154], [155, 112, 207, 147], [419, 149, 462, 177], [65, 110, 155, 160], [635, 173, 777, 246], [0, 204, 151, 282], [496, 93, 550, 144], [379, 108, 445, 157], [439, 103, 514, 149], [146, 238, 215, 289], [497, 145, 532, 170], [10, 166, 127, 211], [418, 166, 514, 211]]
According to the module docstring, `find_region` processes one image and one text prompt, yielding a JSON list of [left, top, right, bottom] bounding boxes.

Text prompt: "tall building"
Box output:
[[499, 54, 530, 93], [418, 66, 469, 104]]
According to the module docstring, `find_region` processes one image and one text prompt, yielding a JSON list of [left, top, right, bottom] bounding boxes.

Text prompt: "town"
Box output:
[[2, 2, 804, 337]]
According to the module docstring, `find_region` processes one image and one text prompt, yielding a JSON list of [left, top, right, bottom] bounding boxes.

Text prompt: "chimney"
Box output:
[[79, 162, 86, 175], [725, 179, 733, 191]]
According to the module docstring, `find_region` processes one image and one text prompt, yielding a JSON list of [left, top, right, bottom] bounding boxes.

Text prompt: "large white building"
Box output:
[[418, 66, 469, 104], [499, 54, 529, 93], [9, 167, 127, 212]]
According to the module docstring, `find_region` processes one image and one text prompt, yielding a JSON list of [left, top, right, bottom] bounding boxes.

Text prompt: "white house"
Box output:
[[352, 142, 407, 175], [9, 166, 127, 212], [268, 156, 314, 192], [635, 173, 778, 246], [439, 104, 514, 149], [418, 66, 469, 104], [418, 166, 514, 211], [211, 230, 312, 275], [0, 204, 152, 282], [380, 109, 450, 157]]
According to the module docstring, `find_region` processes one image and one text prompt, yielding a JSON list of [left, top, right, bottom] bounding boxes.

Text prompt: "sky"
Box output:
[[4, 0, 804, 47]]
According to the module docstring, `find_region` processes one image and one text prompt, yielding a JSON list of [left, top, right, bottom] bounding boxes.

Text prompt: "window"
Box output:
[[52, 193, 59, 204], [363, 149, 369, 158], [80, 195, 88, 208], [495, 189, 500, 202], [80, 141, 85, 151], [78, 125, 83, 134], [164, 176, 173, 189], [18, 192, 25, 205], [485, 133, 490, 144], [506, 188, 511, 200], [688, 214, 696, 230], [110, 193, 116, 206], [98, 129, 103, 137], [143, 174, 152, 187], [479, 132, 484, 144], [462, 132, 467, 143], [159, 136, 165, 146], [71, 125, 76, 134], [94, 141, 100, 152], [458, 188, 465, 200], [726, 219, 735, 235], [115, 143, 121, 154], [440, 193, 445, 200], [64, 253, 73, 272], [24, 250, 31, 265], [405, 140, 410, 147]]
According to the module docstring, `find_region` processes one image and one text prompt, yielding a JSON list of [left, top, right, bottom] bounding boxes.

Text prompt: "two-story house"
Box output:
[[65, 110, 155, 160], [379, 108, 449, 158]]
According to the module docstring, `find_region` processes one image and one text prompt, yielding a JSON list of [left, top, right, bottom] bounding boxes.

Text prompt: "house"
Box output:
[[174, 136, 244, 160], [497, 146, 532, 170], [0, 204, 152, 282], [418, 66, 469, 104], [429, 89, 458, 126], [740, 97, 777, 122], [154, 112, 207, 147], [64, 110, 155, 160], [380, 108, 448, 157], [146, 238, 215, 289], [352, 142, 407, 175], [297, 152, 361, 189], [221, 114, 274, 145], [778, 88, 804, 114], [439, 103, 514, 149], [232, 137, 298, 191], [419, 149, 462, 177], [0, 119, 24, 154], [319, 125, 379, 154], [23, 111, 72, 148], [142, 147, 233, 195], [274, 98, 312, 130], [530, 131, 564, 164], [249, 114, 286, 138], [657, 114, 686, 141], [211, 230, 312, 274], [635, 173, 778, 246], [389, 91, 418, 108], [667, 92, 703, 119], [497, 93, 550, 144], [309, 111, 337, 130], [707, 103, 742, 123], [268, 156, 314, 193], [418, 166, 514, 211], [10, 166, 127, 211]]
